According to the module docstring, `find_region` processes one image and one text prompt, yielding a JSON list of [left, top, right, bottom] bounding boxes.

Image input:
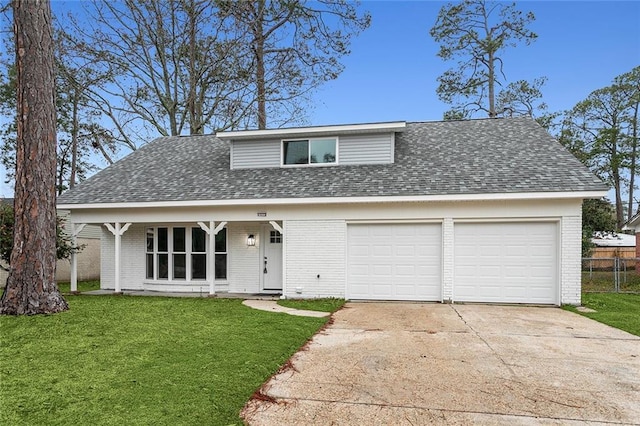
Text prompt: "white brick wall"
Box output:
[[560, 215, 582, 305], [227, 223, 261, 293], [284, 220, 346, 299], [100, 224, 145, 290], [122, 225, 145, 290], [100, 227, 114, 289], [441, 218, 454, 303]]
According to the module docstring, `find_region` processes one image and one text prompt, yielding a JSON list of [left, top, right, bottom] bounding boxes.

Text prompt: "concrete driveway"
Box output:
[[242, 303, 640, 425]]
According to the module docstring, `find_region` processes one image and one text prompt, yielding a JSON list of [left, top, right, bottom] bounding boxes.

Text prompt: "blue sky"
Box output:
[[1, 1, 639, 197], [310, 1, 640, 124]]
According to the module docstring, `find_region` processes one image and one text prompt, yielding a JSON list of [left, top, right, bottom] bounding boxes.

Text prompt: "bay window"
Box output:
[[145, 226, 227, 281]]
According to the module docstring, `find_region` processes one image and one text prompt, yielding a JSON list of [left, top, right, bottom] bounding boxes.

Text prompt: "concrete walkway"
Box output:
[[242, 302, 640, 425], [242, 300, 330, 318]]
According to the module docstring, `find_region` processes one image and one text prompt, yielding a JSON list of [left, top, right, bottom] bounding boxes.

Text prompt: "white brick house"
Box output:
[[57, 118, 607, 305]]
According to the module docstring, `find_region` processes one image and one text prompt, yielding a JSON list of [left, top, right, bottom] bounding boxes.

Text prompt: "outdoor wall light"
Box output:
[[247, 234, 256, 246]]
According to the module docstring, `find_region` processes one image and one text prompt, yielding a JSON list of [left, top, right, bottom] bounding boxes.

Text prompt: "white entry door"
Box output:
[[261, 224, 283, 291]]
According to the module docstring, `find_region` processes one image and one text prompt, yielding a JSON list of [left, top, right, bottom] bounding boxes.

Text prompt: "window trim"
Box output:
[[281, 137, 338, 167]]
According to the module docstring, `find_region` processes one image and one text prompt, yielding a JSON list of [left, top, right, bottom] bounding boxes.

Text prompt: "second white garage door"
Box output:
[[347, 223, 442, 301], [454, 222, 558, 304]]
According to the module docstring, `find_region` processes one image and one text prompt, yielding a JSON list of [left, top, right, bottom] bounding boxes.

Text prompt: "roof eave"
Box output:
[[216, 121, 407, 141], [57, 190, 608, 210]]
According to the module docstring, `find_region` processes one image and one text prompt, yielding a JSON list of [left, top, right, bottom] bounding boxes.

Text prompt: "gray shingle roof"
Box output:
[[58, 117, 607, 205]]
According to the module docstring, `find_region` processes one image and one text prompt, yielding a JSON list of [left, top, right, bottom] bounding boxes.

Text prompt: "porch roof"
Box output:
[[58, 117, 607, 206]]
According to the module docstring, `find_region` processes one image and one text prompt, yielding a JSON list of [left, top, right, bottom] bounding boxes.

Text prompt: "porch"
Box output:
[[68, 219, 285, 296]]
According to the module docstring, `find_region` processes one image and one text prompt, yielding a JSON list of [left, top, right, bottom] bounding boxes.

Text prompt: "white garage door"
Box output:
[[347, 223, 442, 301], [454, 222, 558, 304]]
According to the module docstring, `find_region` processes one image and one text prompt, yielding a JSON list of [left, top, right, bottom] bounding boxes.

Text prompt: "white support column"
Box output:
[[198, 221, 217, 296], [209, 221, 215, 295], [69, 223, 86, 293], [104, 222, 132, 294]]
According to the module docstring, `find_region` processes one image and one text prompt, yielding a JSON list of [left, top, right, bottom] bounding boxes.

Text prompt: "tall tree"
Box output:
[[218, 0, 370, 129], [496, 77, 548, 118], [66, 0, 255, 148], [614, 66, 640, 221], [563, 84, 631, 229], [581, 198, 617, 257], [430, 0, 540, 118], [0, 0, 68, 315], [0, 38, 113, 194]]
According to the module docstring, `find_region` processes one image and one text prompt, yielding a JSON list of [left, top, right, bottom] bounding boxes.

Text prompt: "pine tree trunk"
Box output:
[[0, 0, 68, 315], [254, 0, 267, 130], [628, 102, 638, 221]]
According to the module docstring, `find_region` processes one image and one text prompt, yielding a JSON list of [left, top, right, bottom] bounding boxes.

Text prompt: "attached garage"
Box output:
[[453, 222, 559, 304], [347, 223, 442, 301]]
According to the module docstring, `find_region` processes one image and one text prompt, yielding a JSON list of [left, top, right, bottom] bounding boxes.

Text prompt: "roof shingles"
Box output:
[[58, 117, 607, 205]]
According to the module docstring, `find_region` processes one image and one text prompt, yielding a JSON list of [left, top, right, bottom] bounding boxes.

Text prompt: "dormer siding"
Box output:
[[230, 132, 395, 170]]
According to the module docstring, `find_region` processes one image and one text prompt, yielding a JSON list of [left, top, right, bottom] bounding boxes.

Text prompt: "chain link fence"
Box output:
[[582, 257, 640, 293]]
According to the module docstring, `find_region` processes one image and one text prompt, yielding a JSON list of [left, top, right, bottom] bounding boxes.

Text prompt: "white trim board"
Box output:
[[58, 190, 607, 210], [217, 121, 406, 141]]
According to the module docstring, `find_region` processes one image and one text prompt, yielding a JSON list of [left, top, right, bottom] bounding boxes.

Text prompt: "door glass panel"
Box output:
[[270, 231, 282, 244]]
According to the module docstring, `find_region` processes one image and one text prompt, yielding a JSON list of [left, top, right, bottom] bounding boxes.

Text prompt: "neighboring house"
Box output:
[[0, 198, 101, 287], [623, 212, 640, 260], [589, 232, 636, 269], [591, 231, 636, 252], [57, 117, 607, 305]]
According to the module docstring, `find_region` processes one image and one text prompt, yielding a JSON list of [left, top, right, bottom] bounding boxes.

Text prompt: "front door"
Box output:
[[261, 224, 283, 291]]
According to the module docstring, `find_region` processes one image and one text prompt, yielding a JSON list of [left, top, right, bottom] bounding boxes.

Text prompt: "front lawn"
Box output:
[[565, 293, 640, 336], [56, 279, 101, 293], [278, 297, 345, 312], [0, 296, 328, 425]]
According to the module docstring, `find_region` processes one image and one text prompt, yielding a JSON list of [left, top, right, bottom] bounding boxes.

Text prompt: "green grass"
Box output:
[[0, 295, 328, 425], [564, 293, 640, 336], [277, 298, 345, 312], [56, 280, 101, 293]]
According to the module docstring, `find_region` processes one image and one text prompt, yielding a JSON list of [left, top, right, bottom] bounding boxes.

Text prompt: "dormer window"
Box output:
[[282, 138, 337, 166]]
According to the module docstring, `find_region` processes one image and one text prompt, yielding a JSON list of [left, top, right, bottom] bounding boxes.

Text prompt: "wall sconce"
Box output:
[[247, 234, 256, 247]]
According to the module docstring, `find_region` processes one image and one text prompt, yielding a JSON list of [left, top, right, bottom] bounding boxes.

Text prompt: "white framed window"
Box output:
[[145, 226, 227, 281], [282, 137, 337, 166]]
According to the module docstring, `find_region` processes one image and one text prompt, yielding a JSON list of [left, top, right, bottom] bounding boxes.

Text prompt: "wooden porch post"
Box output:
[[198, 221, 226, 296], [104, 222, 132, 294], [209, 221, 215, 295]]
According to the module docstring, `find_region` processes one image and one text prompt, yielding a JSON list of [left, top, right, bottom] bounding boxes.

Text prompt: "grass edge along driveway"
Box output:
[[0, 296, 335, 425], [564, 293, 640, 337]]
